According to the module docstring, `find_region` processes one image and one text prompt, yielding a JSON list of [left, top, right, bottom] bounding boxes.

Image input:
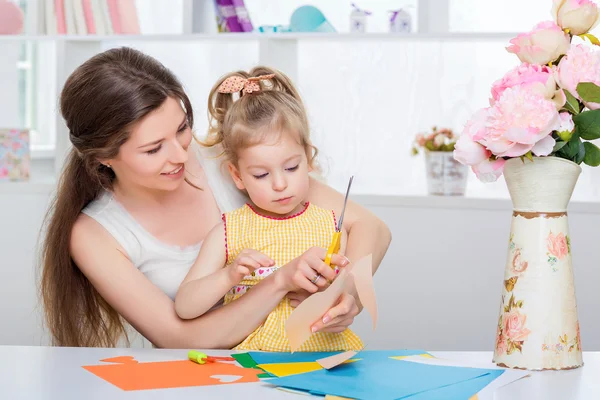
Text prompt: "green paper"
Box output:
[[231, 353, 272, 378]]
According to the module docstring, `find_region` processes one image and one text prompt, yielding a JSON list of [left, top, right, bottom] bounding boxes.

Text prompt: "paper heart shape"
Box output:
[[210, 375, 243, 383]]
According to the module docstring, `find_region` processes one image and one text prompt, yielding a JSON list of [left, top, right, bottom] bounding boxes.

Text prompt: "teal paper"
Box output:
[[408, 369, 504, 400], [248, 349, 430, 365], [267, 358, 494, 400]]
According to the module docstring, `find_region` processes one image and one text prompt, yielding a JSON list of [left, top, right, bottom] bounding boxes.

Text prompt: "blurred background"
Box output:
[[1, 0, 600, 352]]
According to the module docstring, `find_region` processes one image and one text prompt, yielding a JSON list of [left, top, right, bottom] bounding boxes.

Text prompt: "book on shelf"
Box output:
[[35, 0, 139, 35]]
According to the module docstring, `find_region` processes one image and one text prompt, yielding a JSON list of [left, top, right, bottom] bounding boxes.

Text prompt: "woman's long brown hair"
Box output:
[[40, 47, 193, 347]]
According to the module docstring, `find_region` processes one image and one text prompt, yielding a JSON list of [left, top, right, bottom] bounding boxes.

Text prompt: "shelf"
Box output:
[[0, 32, 521, 43], [0, 177, 55, 195]]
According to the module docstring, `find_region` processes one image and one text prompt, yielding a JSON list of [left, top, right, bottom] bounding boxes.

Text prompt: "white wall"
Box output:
[[1, 189, 598, 352]]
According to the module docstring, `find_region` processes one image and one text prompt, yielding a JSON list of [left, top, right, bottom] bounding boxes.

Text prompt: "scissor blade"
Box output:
[[337, 176, 354, 231]]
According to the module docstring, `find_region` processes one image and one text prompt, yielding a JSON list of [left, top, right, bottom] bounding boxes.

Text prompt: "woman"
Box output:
[[40, 47, 391, 348]]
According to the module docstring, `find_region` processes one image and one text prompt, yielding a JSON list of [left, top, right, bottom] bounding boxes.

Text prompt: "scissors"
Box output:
[[324, 176, 354, 269]]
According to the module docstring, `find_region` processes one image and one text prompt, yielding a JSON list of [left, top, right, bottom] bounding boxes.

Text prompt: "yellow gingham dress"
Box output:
[[222, 202, 364, 352]]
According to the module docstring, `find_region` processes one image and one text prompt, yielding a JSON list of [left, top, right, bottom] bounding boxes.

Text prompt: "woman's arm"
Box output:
[[307, 177, 392, 274], [70, 214, 348, 349], [71, 214, 288, 349]]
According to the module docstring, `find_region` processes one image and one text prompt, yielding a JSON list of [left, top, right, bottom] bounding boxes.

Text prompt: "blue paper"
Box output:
[[248, 349, 430, 365], [408, 369, 504, 400], [267, 358, 494, 400]]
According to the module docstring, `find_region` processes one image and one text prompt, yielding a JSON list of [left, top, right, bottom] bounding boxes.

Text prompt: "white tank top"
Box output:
[[81, 142, 248, 301]]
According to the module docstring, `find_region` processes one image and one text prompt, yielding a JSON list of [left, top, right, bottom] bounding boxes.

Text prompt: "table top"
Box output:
[[0, 346, 598, 399]]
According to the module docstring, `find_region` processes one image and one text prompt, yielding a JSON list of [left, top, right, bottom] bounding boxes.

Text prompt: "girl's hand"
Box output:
[[227, 249, 274, 284], [274, 247, 348, 294]]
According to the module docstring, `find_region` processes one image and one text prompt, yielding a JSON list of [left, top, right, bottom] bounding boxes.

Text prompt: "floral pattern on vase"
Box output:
[[495, 235, 531, 357], [546, 231, 571, 271]]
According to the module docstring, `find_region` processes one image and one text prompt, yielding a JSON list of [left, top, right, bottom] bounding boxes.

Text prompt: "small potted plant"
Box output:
[[412, 126, 468, 196]]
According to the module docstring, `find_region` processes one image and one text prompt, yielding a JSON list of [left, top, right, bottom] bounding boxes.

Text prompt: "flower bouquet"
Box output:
[[454, 1, 600, 182], [453, 0, 600, 371], [413, 127, 467, 196]]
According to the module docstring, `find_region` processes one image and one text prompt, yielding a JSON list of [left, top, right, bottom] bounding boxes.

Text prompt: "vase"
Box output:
[[492, 156, 583, 370], [424, 151, 468, 196]]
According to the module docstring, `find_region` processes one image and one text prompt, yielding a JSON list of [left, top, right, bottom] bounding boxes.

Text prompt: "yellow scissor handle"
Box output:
[[324, 231, 342, 268]]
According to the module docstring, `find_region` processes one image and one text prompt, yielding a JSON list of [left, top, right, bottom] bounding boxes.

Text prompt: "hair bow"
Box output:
[[217, 74, 275, 95]]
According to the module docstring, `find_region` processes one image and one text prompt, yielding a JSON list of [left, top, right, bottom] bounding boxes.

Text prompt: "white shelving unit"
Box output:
[[0, 0, 522, 194], [2, 30, 520, 183]]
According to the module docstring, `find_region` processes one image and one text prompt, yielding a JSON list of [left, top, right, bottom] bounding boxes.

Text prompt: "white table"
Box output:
[[0, 346, 598, 399]]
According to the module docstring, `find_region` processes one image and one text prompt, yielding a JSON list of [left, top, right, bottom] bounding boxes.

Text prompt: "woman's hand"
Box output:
[[310, 291, 360, 333], [274, 247, 348, 294]]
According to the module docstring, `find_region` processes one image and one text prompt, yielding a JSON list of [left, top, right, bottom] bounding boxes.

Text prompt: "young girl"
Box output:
[[175, 67, 363, 352]]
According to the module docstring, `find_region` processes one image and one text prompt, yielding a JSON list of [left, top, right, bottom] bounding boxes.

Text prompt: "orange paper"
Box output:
[[82, 355, 262, 391]]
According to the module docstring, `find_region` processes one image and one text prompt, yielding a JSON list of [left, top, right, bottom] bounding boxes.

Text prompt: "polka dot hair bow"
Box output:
[[217, 74, 275, 95]]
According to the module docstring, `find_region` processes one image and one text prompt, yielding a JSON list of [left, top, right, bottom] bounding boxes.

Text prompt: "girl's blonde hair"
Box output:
[[204, 66, 319, 170]]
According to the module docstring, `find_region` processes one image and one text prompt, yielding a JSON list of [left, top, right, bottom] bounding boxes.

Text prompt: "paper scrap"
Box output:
[[316, 351, 358, 370], [285, 253, 377, 352], [286, 267, 353, 352], [351, 254, 377, 329], [82, 355, 262, 391]]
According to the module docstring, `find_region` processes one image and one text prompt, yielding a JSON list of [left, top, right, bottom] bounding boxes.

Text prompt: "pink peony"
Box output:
[[556, 43, 600, 110], [415, 133, 426, 146], [453, 108, 491, 166], [479, 86, 560, 158], [552, 0, 600, 35], [504, 310, 532, 342], [558, 111, 575, 132], [507, 21, 571, 65], [472, 158, 506, 183], [491, 63, 566, 110], [547, 231, 569, 259]]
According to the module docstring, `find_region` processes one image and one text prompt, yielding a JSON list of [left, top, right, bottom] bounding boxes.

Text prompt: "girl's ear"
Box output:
[[228, 162, 246, 190]]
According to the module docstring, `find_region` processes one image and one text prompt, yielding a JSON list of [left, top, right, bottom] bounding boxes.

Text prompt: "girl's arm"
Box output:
[[174, 224, 229, 320], [175, 223, 273, 320], [70, 214, 347, 349]]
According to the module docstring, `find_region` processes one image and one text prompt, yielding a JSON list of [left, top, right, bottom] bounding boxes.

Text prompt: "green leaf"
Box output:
[[557, 131, 582, 160], [577, 82, 600, 104], [583, 141, 600, 166], [575, 141, 586, 164], [580, 33, 600, 46], [552, 140, 568, 154], [563, 90, 581, 115], [574, 110, 600, 140]]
